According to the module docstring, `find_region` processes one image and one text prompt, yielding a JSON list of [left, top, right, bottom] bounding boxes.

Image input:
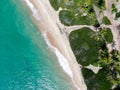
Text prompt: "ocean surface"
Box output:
[[0, 0, 75, 89]]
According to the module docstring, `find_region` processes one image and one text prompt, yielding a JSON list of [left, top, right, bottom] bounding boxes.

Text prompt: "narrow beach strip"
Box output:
[[24, 0, 87, 90]]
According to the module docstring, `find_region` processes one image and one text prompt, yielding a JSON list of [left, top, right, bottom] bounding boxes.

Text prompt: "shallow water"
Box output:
[[0, 0, 75, 89]]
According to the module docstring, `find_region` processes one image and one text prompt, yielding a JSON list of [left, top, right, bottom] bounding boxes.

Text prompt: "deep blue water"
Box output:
[[0, 0, 74, 89]]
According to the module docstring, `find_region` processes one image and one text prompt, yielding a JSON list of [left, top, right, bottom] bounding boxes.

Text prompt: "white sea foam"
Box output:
[[24, 0, 73, 78], [42, 32, 73, 78], [24, 1, 83, 89], [24, 0, 40, 21], [42, 32, 81, 90]]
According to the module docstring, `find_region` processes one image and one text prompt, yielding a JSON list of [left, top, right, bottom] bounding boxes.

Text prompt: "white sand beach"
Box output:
[[24, 0, 87, 90]]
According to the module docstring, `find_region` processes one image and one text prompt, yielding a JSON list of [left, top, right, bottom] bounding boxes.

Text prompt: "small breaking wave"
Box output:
[[24, 0, 73, 78], [24, 0, 40, 21], [42, 32, 73, 78]]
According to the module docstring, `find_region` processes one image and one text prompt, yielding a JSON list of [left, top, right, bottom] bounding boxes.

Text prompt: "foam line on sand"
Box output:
[[24, 0, 87, 89], [42, 32, 73, 78], [24, 0, 40, 21]]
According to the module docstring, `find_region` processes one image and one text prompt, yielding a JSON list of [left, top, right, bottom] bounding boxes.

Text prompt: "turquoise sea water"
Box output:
[[0, 0, 74, 89]]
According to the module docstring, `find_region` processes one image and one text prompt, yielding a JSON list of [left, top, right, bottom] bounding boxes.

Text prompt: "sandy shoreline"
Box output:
[[24, 0, 87, 89]]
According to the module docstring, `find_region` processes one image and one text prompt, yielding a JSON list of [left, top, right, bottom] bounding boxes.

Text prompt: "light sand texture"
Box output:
[[25, 0, 87, 89]]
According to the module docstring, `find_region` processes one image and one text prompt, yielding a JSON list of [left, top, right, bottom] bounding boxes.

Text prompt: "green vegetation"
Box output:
[[49, 0, 61, 10], [69, 28, 113, 66], [90, 28, 113, 44], [99, 45, 120, 88], [69, 28, 102, 66], [69, 27, 115, 89], [105, 28, 113, 43], [112, 4, 118, 13], [94, 0, 106, 10], [50, 0, 106, 25], [59, 10, 98, 25], [82, 68, 112, 90], [111, 4, 120, 20], [115, 12, 120, 19], [49, 0, 119, 89], [93, 28, 113, 43], [102, 16, 111, 25], [50, 0, 106, 11]]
